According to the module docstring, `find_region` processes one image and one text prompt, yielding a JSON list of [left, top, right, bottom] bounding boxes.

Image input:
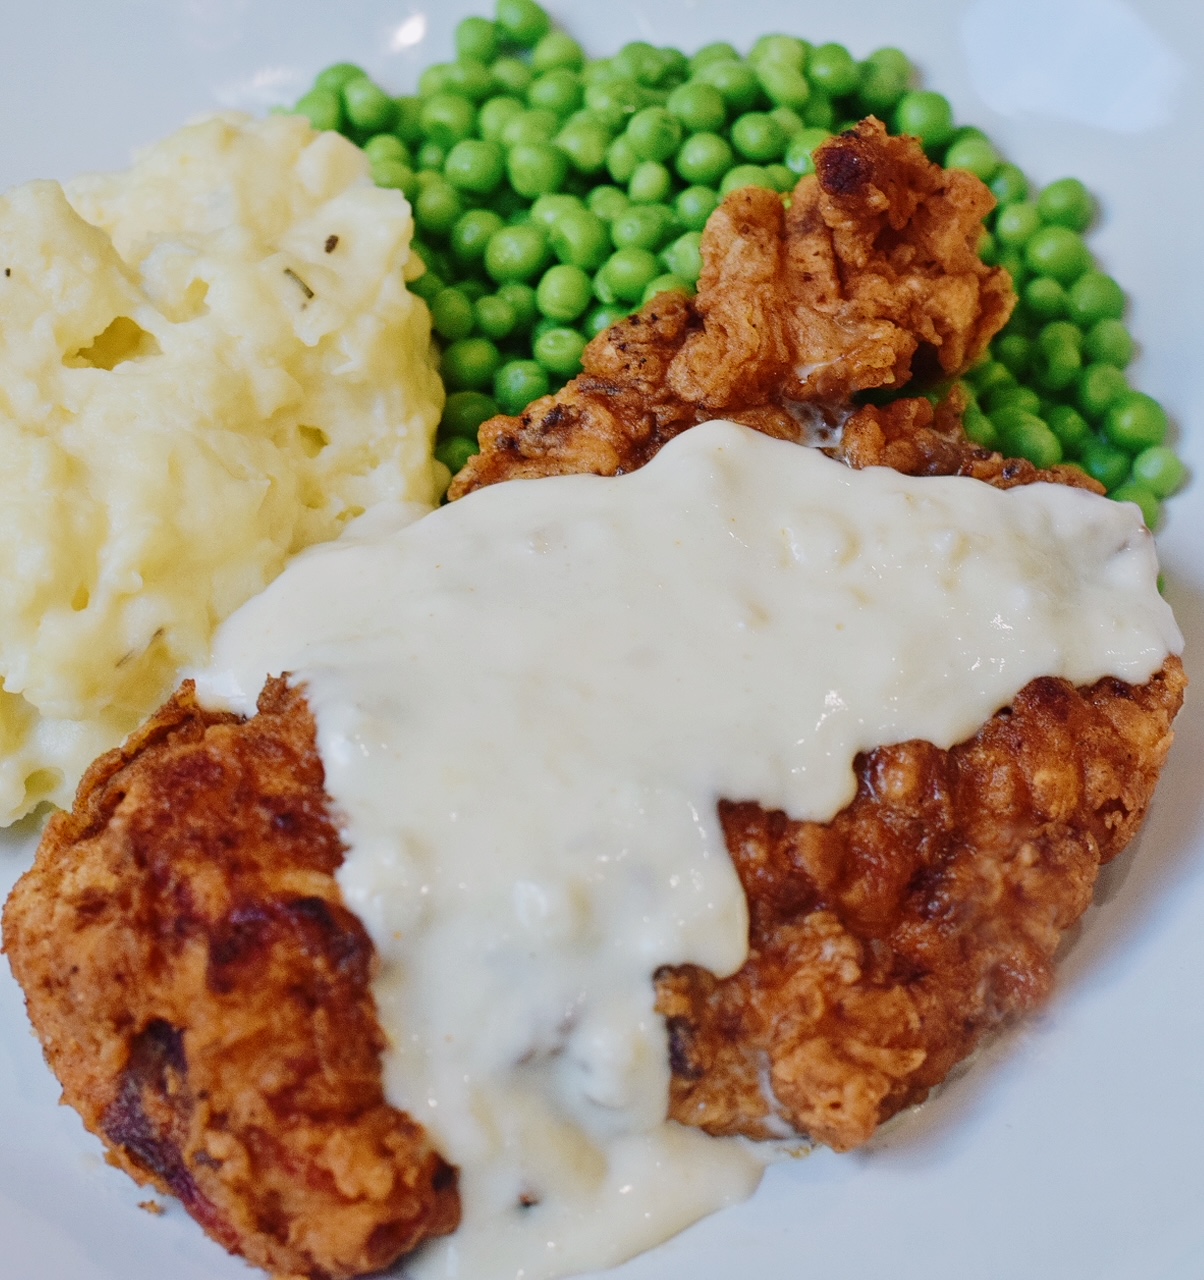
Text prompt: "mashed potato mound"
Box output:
[[0, 112, 444, 822]]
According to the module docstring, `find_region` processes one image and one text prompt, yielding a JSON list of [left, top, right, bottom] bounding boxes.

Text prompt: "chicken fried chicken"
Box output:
[[2, 679, 458, 1280], [1, 113, 1186, 1280], [451, 118, 1015, 499]]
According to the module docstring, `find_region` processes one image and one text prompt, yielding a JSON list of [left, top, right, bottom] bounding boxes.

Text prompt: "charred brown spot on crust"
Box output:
[[817, 144, 871, 196]]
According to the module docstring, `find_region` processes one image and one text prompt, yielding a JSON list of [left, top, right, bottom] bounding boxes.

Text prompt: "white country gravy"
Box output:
[[196, 420, 1181, 1280]]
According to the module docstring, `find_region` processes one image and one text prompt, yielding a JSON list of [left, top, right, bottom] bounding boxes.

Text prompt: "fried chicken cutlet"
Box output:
[[3, 679, 459, 1280], [1, 117, 1186, 1278]]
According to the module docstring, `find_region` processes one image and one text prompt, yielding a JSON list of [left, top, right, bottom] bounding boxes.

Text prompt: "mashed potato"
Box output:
[[0, 112, 444, 823]]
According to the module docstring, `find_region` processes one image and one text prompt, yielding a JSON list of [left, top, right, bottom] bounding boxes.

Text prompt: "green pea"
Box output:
[[585, 78, 644, 131], [690, 43, 741, 74], [1001, 413, 1063, 468], [445, 60, 496, 103], [667, 82, 728, 133], [315, 63, 366, 94], [944, 135, 999, 181], [584, 303, 629, 339], [444, 139, 505, 194], [984, 383, 1041, 415], [808, 43, 859, 97], [770, 106, 805, 138], [765, 163, 795, 192], [1024, 226, 1092, 284], [294, 88, 343, 133], [676, 132, 734, 186], [1110, 481, 1161, 528], [1104, 391, 1168, 452], [497, 281, 539, 330], [729, 112, 785, 163], [451, 210, 504, 265], [435, 435, 480, 474], [1023, 276, 1067, 322], [610, 205, 672, 251], [675, 185, 720, 231], [415, 182, 464, 236], [1076, 362, 1130, 420], [1067, 271, 1125, 326], [893, 91, 954, 149], [587, 185, 631, 222], [626, 107, 683, 162], [420, 93, 476, 148], [371, 159, 418, 196], [695, 59, 762, 113], [856, 48, 912, 114], [478, 95, 525, 142], [529, 193, 583, 230], [599, 247, 661, 302], [555, 118, 611, 174], [550, 208, 612, 269], [508, 142, 568, 198], [661, 231, 703, 283], [1131, 445, 1186, 498], [989, 163, 1029, 206], [364, 133, 410, 166], [615, 41, 671, 88], [1083, 318, 1134, 368], [995, 202, 1041, 247], [459, 279, 490, 304], [978, 230, 999, 266], [456, 16, 499, 64], [409, 267, 444, 303], [533, 326, 588, 376], [419, 64, 455, 99], [496, 0, 551, 48], [756, 62, 811, 111], [501, 108, 561, 147], [529, 68, 584, 117], [441, 389, 497, 438], [343, 77, 396, 133], [784, 126, 832, 176], [642, 273, 692, 305], [968, 358, 1015, 395], [535, 263, 593, 322], [629, 160, 673, 204], [484, 222, 551, 282], [720, 164, 776, 196], [962, 406, 999, 449], [748, 35, 808, 71], [491, 56, 534, 97], [533, 31, 585, 73], [606, 135, 640, 184], [1046, 404, 1093, 455], [996, 247, 1027, 288], [994, 335, 1031, 377], [803, 92, 836, 129], [393, 95, 423, 145], [1037, 177, 1095, 232], [494, 359, 551, 415], [473, 294, 518, 340], [441, 335, 502, 390], [1079, 438, 1132, 490]]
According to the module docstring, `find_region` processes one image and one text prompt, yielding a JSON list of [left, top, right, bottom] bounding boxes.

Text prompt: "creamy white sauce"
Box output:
[[197, 420, 1180, 1280]]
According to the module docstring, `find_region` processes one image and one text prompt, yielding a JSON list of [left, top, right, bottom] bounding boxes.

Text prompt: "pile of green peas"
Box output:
[[290, 0, 1183, 526]]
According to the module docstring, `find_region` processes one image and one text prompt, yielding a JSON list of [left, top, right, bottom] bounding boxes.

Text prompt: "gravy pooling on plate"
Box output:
[[198, 420, 1180, 1280]]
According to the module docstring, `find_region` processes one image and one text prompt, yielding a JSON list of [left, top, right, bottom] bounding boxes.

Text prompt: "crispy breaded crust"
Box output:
[[450, 119, 1015, 500], [2, 679, 458, 1280], [657, 658, 1185, 1151]]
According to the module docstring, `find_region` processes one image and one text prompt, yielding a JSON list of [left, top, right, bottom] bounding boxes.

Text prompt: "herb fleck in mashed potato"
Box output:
[[0, 112, 443, 823]]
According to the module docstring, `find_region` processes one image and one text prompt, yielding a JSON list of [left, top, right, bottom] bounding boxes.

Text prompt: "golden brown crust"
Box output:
[[2, 680, 458, 1280], [450, 119, 1016, 500], [657, 658, 1186, 1150]]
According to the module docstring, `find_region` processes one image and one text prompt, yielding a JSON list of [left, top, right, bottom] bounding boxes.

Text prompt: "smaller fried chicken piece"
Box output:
[[2, 680, 458, 1280], [657, 658, 1186, 1151], [451, 118, 1013, 499]]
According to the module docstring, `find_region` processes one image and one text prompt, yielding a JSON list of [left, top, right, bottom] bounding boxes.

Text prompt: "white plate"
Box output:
[[3, 2, 1203, 1278]]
